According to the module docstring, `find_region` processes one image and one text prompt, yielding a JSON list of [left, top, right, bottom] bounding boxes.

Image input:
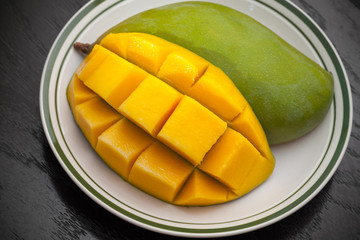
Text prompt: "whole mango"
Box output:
[[68, 33, 275, 206], [95, 1, 334, 144]]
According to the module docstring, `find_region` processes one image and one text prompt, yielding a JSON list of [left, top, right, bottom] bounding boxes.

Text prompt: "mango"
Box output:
[[119, 75, 182, 137], [67, 74, 96, 113], [96, 118, 154, 179], [68, 32, 275, 206], [73, 97, 122, 148], [96, 1, 334, 144]]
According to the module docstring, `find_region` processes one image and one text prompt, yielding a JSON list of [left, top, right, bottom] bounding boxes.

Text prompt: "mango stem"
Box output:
[[74, 42, 92, 54]]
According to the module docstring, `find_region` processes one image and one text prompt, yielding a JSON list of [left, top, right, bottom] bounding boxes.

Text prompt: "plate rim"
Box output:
[[39, 0, 353, 237]]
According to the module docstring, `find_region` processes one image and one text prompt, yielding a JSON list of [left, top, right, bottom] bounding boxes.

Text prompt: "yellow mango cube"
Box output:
[[127, 34, 173, 75], [100, 32, 132, 58], [230, 106, 275, 162], [84, 51, 148, 109], [200, 128, 266, 193], [76, 44, 110, 81], [67, 74, 96, 113], [233, 155, 274, 196], [174, 169, 230, 206], [234, 156, 275, 197], [158, 96, 227, 166], [157, 50, 209, 93], [128, 142, 193, 203], [189, 65, 247, 121], [75, 97, 122, 147], [96, 118, 154, 179], [119, 75, 182, 137]]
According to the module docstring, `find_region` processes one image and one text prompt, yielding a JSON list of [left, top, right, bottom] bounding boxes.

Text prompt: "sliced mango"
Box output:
[[119, 75, 182, 137], [157, 50, 209, 93], [99, 32, 132, 58], [67, 32, 275, 206], [126, 33, 173, 75], [67, 74, 96, 113], [200, 128, 266, 195], [157, 95, 227, 166], [76, 44, 110, 81], [74, 97, 122, 147], [189, 65, 247, 121], [174, 169, 230, 206], [230, 105, 274, 161], [96, 118, 154, 179], [83, 50, 148, 109], [128, 142, 193, 203]]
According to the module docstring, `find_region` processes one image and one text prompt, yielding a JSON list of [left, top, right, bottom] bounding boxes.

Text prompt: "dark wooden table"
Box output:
[[1, 0, 359, 239]]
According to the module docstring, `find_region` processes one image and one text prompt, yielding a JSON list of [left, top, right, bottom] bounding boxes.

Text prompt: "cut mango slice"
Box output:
[[157, 50, 209, 93], [83, 49, 148, 109], [67, 74, 96, 113], [119, 75, 182, 137], [128, 142, 194, 202], [74, 97, 122, 147], [158, 95, 227, 166], [200, 128, 266, 195], [230, 105, 274, 161], [96, 118, 154, 179], [99, 32, 132, 59], [67, 32, 275, 206], [76, 44, 110, 81], [126, 34, 173, 75], [174, 169, 230, 206], [189, 65, 247, 121]]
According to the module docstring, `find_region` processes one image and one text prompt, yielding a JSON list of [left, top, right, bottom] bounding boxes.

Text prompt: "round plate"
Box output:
[[40, 0, 352, 237]]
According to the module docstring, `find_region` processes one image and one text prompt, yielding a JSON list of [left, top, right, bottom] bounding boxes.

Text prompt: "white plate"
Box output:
[[40, 0, 352, 237]]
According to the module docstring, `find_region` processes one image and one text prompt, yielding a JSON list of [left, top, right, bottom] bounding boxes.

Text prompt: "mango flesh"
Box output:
[[98, 1, 334, 144], [67, 33, 275, 206]]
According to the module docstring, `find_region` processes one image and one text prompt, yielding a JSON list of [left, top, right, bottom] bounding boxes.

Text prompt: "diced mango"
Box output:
[[128, 142, 194, 202], [233, 154, 274, 196], [157, 96, 227, 166], [119, 75, 182, 137], [157, 50, 209, 93], [84, 49, 148, 109], [127, 34, 173, 75], [96, 118, 154, 179], [200, 128, 264, 193], [74, 97, 122, 147], [174, 169, 230, 206], [76, 44, 110, 81], [67, 74, 96, 113], [189, 65, 247, 121], [100, 32, 132, 58], [68, 32, 275, 206], [230, 106, 275, 162]]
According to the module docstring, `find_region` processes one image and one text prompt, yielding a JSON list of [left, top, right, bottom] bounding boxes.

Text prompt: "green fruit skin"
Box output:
[[97, 1, 334, 145]]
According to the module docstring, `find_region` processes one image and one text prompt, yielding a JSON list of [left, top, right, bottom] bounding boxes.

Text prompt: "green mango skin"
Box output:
[[97, 1, 334, 144]]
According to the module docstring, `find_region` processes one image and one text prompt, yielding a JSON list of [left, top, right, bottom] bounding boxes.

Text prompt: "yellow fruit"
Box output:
[[128, 141, 194, 203], [100, 2, 333, 144], [67, 74, 96, 113], [174, 169, 230, 206], [119, 75, 182, 137], [96, 118, 154, 179], [68, 32, 275, 206], [200, 128, 264, 195], [157, 95, 227, 166], [74, 97, 122, 148]]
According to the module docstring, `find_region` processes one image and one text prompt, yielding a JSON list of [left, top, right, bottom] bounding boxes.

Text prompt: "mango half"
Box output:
[[67, 33, 275, 206], [97, 1, 334, 144]]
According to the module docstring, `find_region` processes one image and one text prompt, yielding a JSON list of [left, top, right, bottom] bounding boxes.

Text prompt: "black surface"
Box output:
[[1, 0, 359, 239]]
